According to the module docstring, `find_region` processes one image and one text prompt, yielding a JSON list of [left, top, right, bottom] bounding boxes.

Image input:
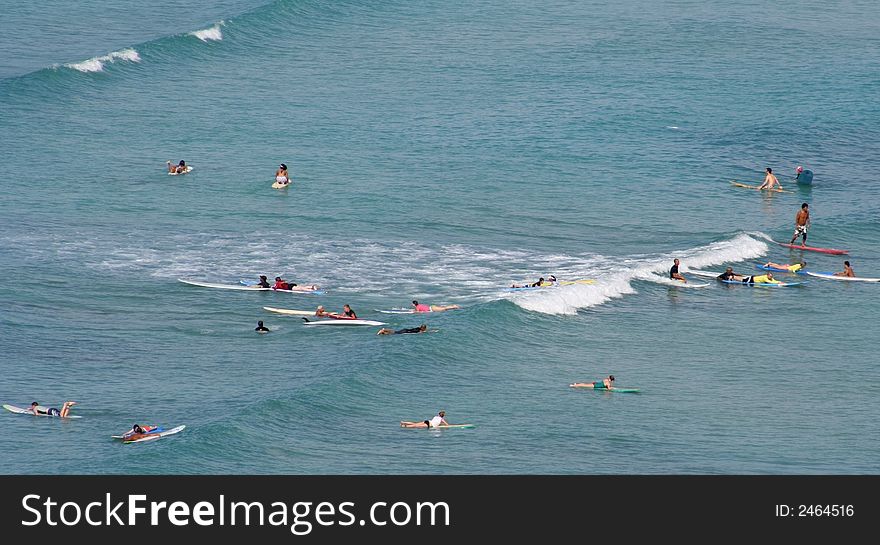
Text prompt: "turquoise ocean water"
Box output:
[[1, 0, 878, 474]]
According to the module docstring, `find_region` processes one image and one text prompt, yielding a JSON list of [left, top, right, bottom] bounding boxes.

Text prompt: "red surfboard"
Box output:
[[775, 242, 849, 255]]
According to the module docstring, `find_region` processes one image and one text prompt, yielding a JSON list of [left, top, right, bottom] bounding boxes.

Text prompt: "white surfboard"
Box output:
[[685, 269, 723, 279], [302, 318, 385, 326], [263, 306, 319, 316], [805, 272, 880, 282], [179, 279, 271, 290]]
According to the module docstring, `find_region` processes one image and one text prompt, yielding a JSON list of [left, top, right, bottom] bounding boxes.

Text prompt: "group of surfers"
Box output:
[[24, 402, 165, 440], [672, 257, 855, 285], [255, 299, 460, 333], [754, 168, 812, 246], [166, 161, 293, 187]]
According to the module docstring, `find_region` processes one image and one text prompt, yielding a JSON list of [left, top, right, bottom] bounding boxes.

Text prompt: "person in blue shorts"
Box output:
[[30, 401, 76, 417]]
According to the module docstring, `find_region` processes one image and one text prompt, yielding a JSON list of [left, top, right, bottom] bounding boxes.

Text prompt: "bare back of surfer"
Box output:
[[758, 167, 781, 190]]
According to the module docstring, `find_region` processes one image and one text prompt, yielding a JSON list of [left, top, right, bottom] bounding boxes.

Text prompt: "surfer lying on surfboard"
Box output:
[[570, 376, 615, 389], [763, 261, 805, 273], [377, 324, 428, 335], [740, 273, 781, 285], [511, 275, 556, 288], [121, 424, 158, 439], [30, 401, 76, 417], [411, 300, 460, 312], [273, 276, 321, 292], [716, 267, 746, 281], [400, 411, 449, 428]]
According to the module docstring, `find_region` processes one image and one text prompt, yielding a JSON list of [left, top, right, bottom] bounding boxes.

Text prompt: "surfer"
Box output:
[[124, 424, 157, 439], [275, 163, 290, 186], [411, 300, 460, 312], [717, 267, 746, 281], [758, 167, 781, 190], [377, 324, 429, 335], [340, 304, 357, 319], [314, 305, 330, 316], [256, 275, 271, 288], [570, 375, 615, 389], [400, 410, 449, 428], [273, 276, 295, 290], [255, 320, 270, 333], [511, 276, 554, 288], [789, 203, 810, 246], [763, 261, 805, 272], [740, 272, 780, 284], [167, 160, 188, 174], [670, 258, 687, 283], [29, 401, 76, 417], [834, 261, 855, 277]]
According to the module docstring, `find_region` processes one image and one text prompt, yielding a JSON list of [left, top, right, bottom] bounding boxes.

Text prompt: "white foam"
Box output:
[[507, 233, 769, 314], [65, 48, 140, 72], [191, 22, 224, 42], [7, 230, 771, 315]]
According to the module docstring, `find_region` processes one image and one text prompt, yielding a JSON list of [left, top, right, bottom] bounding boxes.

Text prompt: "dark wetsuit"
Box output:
[[670, 264, 680, 279], [343, 310, 357, 319], [255, 326, 269, 332], [395, 327, 423, 334], [258, 279, 271, 288], [717, 271, 736, 280]]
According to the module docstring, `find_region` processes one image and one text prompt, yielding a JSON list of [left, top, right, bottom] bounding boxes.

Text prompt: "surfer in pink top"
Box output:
[[411, 300, 460, 312]]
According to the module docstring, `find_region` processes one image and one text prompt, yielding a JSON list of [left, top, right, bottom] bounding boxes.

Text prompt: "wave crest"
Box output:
[[64, 48, 140, 73], [190, 22, 224, 42]]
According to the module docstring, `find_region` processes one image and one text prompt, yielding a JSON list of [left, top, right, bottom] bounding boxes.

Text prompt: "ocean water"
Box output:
[[1, 0, 878, 474]]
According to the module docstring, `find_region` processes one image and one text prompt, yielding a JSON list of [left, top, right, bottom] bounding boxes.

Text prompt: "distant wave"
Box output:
[[63, 48, 140, 73], [49, 19, 224, 76], [190, 22, 224, 42]]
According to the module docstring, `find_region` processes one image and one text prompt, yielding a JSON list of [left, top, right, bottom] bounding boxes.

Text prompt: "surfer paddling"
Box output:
[[570, 375, 615, 389], [789, 203, 810, 246], [123, 424, 158, 439], [763, 261, 805, 273], [273, 276, 321, 292], [378, 324, 428, 335], [511, 275, 556, 288], [400, 410, 450, 428], [29, 401, 76, 417], [716, 267, 746, 281], [411, 300, 460, 312]]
